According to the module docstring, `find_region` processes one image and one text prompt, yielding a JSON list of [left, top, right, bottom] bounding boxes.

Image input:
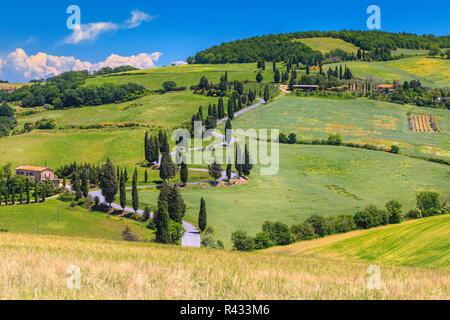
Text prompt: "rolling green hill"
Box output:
[[267, 214, 450, 269], [0, 199, 153, 241], [328, 56, 450, 88], [85, 63, 273, 90], [132, 143, 449, 248], [232, 95, 450, 159]]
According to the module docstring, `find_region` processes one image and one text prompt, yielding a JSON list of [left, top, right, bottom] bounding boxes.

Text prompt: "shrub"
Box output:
[[305, 215, 326, 237], [253, 232, 275, 249], [406, 208, 422, 219], [290, 222, 316, 241], [390, 145, 400, 154], [288, 133, 297, 144], [327, 133, 343, 145], [162, 81, 177, 92], [416, 192, 441, 217], [231, 231, 254, 251], [201, 234, 224, 249], [121, 226, 140, 242], [262, 221, 293, 245], [58, 189, 74, 202], [169, 220, 185, 243]]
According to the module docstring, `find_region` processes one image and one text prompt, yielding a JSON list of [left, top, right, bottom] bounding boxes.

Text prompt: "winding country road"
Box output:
[[89, 97, 266, 248]]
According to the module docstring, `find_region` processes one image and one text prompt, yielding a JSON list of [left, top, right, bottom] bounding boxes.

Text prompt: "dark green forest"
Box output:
[[188, 30, 450, 64]]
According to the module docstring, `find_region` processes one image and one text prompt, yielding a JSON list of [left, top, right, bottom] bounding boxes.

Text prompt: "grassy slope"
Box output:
[[328, 57, 450, 88], [295, 37, 359, 54], [16, 91, 220, 129], [0, 232, 447, 299], [267, 214, 450, 269], [233, 95, 450, 159], [85, 63, 274, 90], [0, 199, 154, 241], [134, 144, 449, 248]]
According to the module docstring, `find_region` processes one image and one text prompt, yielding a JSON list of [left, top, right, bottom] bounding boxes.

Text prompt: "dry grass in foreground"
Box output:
[[0, 232, 448, 300]]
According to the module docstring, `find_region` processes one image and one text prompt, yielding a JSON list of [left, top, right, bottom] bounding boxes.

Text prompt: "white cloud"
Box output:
[[91, 52, 162, 71], [64, 22, 119, 45], [64, 10, 155, 45], [0, 49, 161, 82], [126, 10, 155, 29], [171, 61, 188, 66]]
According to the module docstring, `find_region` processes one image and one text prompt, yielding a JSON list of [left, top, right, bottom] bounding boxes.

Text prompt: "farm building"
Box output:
[[15, 166, 60, 185]]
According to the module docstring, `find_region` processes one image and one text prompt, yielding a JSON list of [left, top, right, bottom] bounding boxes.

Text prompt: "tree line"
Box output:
[[1, 71, 146, 109], [188, 30, 450, 64], [232, 191, 447, 251]]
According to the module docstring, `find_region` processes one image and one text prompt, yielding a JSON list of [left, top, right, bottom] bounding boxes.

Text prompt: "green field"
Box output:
[[328, 57, 450, 88], [269, 214, 450, 269], [86, 63, 274, 90], [132, 143, 449, 248], [295, 37, 359, 54], [392, 48, 430, 56], [232, 95, 450, 159], [0, 199, 154, 241], [16, 91, 219, 129]]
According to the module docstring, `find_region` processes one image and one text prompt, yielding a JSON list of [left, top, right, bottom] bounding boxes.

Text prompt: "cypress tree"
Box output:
[[26, 179, 30, 204], [160, 152, 177, 182], [71, 171, 82, 200], [180, 160, 188, 185], [99, 158, 119, 206], [34, 183, 38, 204], [208, 159, 222, 181], [168, 186, 186, 223], [119, 171, 126, 211], [144, 169, 148, 183], [198, 197, 207, 232], [274, 69, 281, 83], [10, 187, 15, 205], [158, 181, 171, 206], [235, 144, 243, 177], [132, 168, 139, 213], [155, 201, 171, 244], [243, 144, 253, 176], [81, 169, 89, 198], [227, 99, 234, 120], [158, 129, 164, 152], [19, 185, 23, 205], [226, 163, 232, 181], [272, 61, 276, 72], [263, 85, 270, 102], [225, 118, 232, 145]]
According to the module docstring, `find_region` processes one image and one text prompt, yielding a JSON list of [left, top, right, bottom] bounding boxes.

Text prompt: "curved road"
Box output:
[[88, 97, 266, 248]]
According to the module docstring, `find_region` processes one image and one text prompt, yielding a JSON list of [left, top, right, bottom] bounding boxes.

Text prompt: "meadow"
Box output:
[[86, 63, 275, 90], [0, 231, 447, 299], [295, 37, 359, 54], [131, 143, 449, 248], [328, 56, 450, 88], [16, 91, 219, 129], [0, 199, 154, 241], [232, 95, 450, 159], [267, 214, 450, 269]]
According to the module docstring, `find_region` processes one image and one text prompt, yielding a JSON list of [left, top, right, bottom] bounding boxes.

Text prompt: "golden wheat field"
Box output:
[[0, 232, 448, 300]]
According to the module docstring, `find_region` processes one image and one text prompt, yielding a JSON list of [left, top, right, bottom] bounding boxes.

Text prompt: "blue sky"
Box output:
[[0, 0, 448, 82]]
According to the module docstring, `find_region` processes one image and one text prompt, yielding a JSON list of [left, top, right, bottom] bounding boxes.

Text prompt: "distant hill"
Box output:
[[188, 30, 450, 64]]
